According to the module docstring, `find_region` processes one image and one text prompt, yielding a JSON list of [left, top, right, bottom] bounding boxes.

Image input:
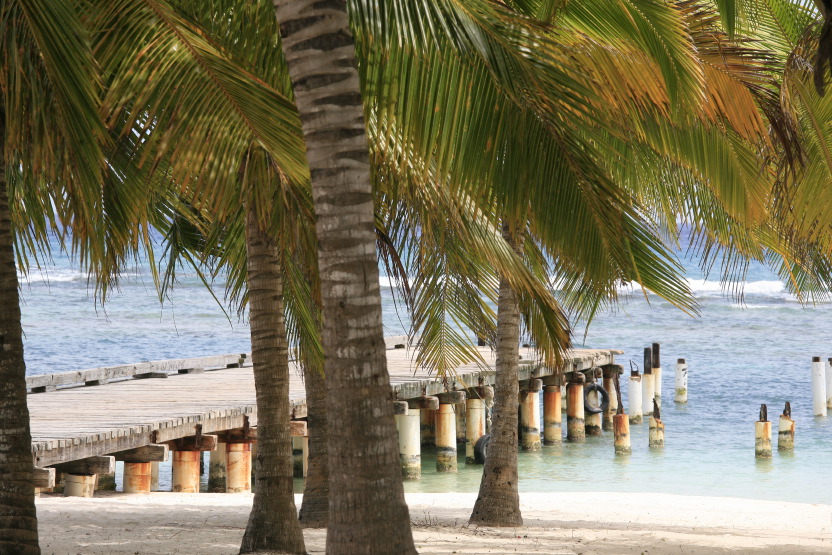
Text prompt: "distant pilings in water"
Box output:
[[755, 404, 772, 458], [628, 368, 643, 425], [648, 399, 664, 449], [612, 374, 630, 455], [652, 343, 662, 411], [641, 348, 654, 417], [675, 358, 688, 404], [778, 402, 795, 452]]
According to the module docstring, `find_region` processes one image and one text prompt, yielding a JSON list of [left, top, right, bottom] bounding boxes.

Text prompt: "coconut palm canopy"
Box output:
[[94, 0, 817, 369]]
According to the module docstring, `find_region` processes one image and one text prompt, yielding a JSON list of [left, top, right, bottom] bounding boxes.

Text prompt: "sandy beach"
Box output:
[[35, 491, 832, 554]]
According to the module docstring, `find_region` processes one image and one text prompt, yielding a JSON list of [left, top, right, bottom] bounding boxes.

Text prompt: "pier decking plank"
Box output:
[[27, 346, 619, 466]]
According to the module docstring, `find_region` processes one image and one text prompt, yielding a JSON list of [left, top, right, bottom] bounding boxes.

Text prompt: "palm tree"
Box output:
[[93, 2, 313, 552], [0, 1, 112, 551], [271, 2, 416, 550]]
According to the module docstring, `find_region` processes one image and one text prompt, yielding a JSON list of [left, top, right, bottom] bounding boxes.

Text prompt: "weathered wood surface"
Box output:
[[26, 353, 249, 390], [28, 340, 619, 467]]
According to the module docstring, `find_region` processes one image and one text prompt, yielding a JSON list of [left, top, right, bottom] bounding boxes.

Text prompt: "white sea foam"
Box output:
[[615, 278, 793, 300]]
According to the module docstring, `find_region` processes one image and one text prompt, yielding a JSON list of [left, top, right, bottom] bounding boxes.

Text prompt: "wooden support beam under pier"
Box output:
[[53, 456, 115, 476], [112, 444, 169, 463]]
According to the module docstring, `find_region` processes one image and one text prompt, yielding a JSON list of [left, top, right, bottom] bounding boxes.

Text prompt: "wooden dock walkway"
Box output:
[[27, 337, 620, 468]]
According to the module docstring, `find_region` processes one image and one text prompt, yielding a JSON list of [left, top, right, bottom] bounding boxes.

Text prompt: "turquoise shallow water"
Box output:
[[18, 247, 832, 504]]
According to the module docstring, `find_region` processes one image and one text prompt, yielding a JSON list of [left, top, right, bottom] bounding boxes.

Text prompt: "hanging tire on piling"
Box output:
[[584, 383, 610, 414], [473, 434, 490, 464]]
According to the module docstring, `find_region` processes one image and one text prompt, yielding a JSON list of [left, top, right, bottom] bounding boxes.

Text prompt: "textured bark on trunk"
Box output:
[[239, 204, 306, 554], [0, 175, 40, 554], [298, 363, 328, 528], [469, 226, 524, 526], [273, 1, 416, 553]]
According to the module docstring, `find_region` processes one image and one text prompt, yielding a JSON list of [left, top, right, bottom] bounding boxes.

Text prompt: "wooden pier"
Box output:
[[26, 337, 620, 490]]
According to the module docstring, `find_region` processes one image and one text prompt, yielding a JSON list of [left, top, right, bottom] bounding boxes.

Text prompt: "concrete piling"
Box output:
[[628, 369, 643, 425], [652, 343, 662, 411], [63, 474, 96, 498], [292, 436, 305, 478], [456, 403, 467, 445], [542, 384, 562, 445], [150, 461, 160, 491], [465, 398, 486, 463], [225, 443, 252, 493], [756, 404, 772, 458], [396, 402, 421, 479], [602, 367, 619, 431], [123, 462, 152, 493], [812, 356, 827, 416], [520, 380, 542, 451], [171, 451, 201, 493], [648, 399, 664, 448], [421, 406, 436, 445], [675, 358, 688, 404], [435, 403, 458, 472], [642, 348, 654, 417], [778, 402, 795, 452], [208, 443, 226, 492], [612, 374, 631, 455], [566, 374, 586, 443]]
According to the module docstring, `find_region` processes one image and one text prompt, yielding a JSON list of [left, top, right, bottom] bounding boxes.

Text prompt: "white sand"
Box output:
[[36, 491, 832, 554]]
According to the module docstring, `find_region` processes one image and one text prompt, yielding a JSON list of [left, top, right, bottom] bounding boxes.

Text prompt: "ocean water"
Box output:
[[18, 247, 832, 504]]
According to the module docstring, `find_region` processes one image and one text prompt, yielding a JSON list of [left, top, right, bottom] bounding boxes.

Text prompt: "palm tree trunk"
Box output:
[[469, 225, 525, 526], [239, 204, 305, 554], [0, 172, 40, 553], [298, 361, 328, 528], [273, 2, 416, 553]]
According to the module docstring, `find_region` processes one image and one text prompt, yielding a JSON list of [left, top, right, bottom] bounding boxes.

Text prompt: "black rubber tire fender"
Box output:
[[473, 434, 490, 464], [584, 383, 609, 414]]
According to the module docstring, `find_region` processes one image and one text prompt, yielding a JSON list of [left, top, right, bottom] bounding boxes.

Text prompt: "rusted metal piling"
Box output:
[[172, 451, 202, 493], [652, 344, 662, 410], [542, 381, 562, 445], [778, 402, 795, 452], [520, 380, 542, 450], [641, 348, 654, 417], [612, 375, 630, 455], [812, 356, 827, 416], [435, 391, 466, 472], [226, 443, 252, 493], [566, 374, 586, 442], [675, 358, 688, 404], [648, 399, 664, 448], [123, 462, 152, 493], [465, 396, 486, 463], [628, 368, 643, 425], [756, 404, 772, 457]]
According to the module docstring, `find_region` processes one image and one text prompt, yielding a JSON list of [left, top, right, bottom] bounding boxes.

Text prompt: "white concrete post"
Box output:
[[396, 406, 421, 479], [812, 356, 827, 416], [674, 358, 688, 404], [465, 399, 486, 463], [628, 371, 642, 425]]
